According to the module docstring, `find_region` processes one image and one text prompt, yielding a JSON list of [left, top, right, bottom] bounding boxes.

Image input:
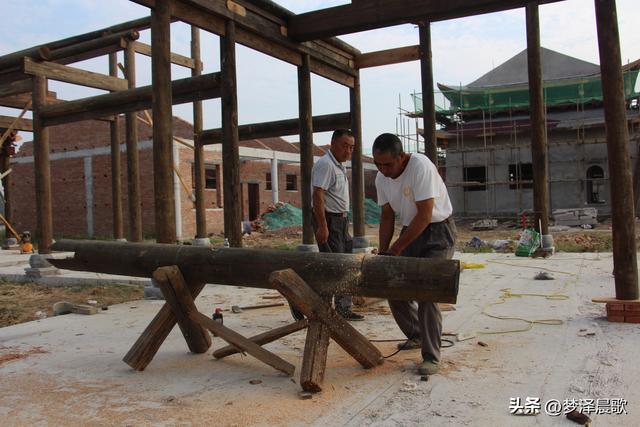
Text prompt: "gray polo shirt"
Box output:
[[311, 150, 349, 213]]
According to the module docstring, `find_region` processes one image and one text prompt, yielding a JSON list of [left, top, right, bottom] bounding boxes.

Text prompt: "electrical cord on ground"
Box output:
[[369, 337, 455, 359]]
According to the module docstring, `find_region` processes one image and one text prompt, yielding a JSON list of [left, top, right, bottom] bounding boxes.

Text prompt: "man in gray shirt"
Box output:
[[290, 129, 364, 321]]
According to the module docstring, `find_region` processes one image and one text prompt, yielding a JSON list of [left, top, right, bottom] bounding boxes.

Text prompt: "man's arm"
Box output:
[[312, 186, 329, 244], [378, 203, 395, 252], [388, 198, 434, 256]]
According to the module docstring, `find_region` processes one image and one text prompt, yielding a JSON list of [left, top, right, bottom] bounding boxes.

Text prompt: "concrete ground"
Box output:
[[0, 250, 638, 426]]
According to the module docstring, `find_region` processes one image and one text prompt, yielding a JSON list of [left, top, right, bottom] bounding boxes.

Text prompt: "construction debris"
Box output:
[[471, 218, 498, 230], [552, 208, 598, 227], [52, 301, 99, 316]]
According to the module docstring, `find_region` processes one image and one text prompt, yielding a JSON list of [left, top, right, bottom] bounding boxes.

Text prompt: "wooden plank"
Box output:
[[269, 269, 384, 369], [595, 0, 639, 300], [193, 311, 295, 376], [300, 320, 331, 392], [151, 1, 176, 244], [23, 58, 128, 92], [198, 112, 351, 145], [0, 115, 32, 132], [221, 20, 243, 248], [289, 0, 564, 41], [213, 319, 308, 359], [130, 41, 197, 69], [356, 45, 419, 69], [592, 297, 640, 304], [298, 54, 314, 245], [39, 72, 221, 127], [0, 79, 33, 98], [123, 282, 206, 370], [152, 266, 211, 353]]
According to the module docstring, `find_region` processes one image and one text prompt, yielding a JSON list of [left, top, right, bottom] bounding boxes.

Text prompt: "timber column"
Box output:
[[221, 20, 242, 247], [595, 0, 639, 300], [526, 4, 550, 237], [191, 26, 208, 245], [124, 41, 142, 241], [350, 71, 367, 250], [419, 22, 438, 164], [32, 75, 53, 253], [1, 136, 12, 233], [151, 0, 176, 243], [298, 53, 315, 248], [108, 52, 124, 241]]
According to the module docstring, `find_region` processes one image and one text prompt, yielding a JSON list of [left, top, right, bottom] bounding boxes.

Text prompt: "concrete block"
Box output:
[[24, 266, 59, 279]]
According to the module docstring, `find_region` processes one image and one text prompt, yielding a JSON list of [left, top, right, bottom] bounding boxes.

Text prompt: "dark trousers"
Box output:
[[313, 213, 353, 310], [388, 217, 457, 363]]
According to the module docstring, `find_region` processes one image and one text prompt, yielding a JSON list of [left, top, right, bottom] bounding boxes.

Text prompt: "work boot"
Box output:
[[336, 307, 364, 321], [417, 359, 439, 376], [397, 338, 421, 350]]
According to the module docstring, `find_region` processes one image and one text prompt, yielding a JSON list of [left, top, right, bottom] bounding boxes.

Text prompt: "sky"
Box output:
[[2, 0, 640, 154]]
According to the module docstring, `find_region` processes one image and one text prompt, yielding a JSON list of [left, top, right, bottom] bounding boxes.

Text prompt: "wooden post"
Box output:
[[526, 4, 550, 236], [298, 53, 315, 245], [419, 22, 438, 164], [350, 71, 365, 242], [0, 143, 11, 231], [300, 319, 331, 392], [151, 0, 176, 243], [152, 266, 211, 353], [191, 26, 207, 239], [594, 0, 639, 300], [124, 42, 143, 242], [221, 20, 242, 247], [32, 75, 53, 254], [108, 52, 124, 240]]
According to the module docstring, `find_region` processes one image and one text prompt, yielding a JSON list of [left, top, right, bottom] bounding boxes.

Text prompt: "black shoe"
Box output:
[[397, 338, 421, 350], [289, 303, 305, 321], [336, 307, 364, 321]]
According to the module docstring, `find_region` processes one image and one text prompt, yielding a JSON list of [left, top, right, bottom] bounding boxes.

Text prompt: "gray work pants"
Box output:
[[388, 217, 457, 363], [313, 212, 353, 311]]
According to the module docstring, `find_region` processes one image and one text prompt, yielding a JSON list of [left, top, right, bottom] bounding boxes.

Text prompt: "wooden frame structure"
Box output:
[[0, 0, 636, 308]]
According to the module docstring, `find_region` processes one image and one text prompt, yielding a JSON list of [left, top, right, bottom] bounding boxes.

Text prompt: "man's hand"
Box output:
[[315, 225, 329, 244]]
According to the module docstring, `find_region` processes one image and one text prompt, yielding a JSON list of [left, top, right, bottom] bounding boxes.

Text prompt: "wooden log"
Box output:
[[130, 41, 197, 69], [0, 79, 33, 98], [300, 320, 331, 392], [124, 42, 143, 242], [32, 76, 53, 254], [191, 26, 207, 239], [595, 0, 639, 300], [192, 311, 295, 376], [151, 0, 176, 244], [350, 72, 365, 239], [50, 240, 460, 303], [152, 266, 211, 353], [108, 53, 124, 241], [0, 115, 32, 132], [0, 153, 11, 228], [0, 91, 58, 110], [198, 112, 351, 145], [0, 47, 49, 71], [419, 23, 438, 164], [270, 269, 384, 370], [22, 58, 128, 91], [221, 20, 243, 247], [298, 54, 314, 245], [123, 281, 206, 370], [356, 45, 419, 69], [39, 72, 221, 127], [48, 31, 139, 65], [213, 319, 308, 359]]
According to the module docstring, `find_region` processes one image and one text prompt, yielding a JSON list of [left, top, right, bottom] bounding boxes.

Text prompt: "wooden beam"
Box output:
[[289, 0, 564, 41], [526, 5, 550, 236], [270, 269, 384, 369], [151, 0, 176, 244], [300, 319, 331, 392], [39, 72, 221, 127], [191, 26, 207, 239], [356, 45, 419, 69], [130, 41, 198, 69], [350, 72, 365, 240], [32, 76, 53, 254], [0, 115, 32, 132], [0, 79, 33, 98], [221, 20, 243, 248], [23, 58, 128, 92], [48, 31, 139, 65], [152, 266, 212, 353], [108, 53, 124, 241], [420, 24, 437, 163], [198, 112, 351, 145], [595, 0, 639, 300], [298, 54, 314, 245], [0, 91, 58, 110], [213, 319, 309, 359]]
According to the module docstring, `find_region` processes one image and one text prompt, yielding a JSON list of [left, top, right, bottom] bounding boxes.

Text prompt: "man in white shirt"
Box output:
[[373, 133, 457, 376]]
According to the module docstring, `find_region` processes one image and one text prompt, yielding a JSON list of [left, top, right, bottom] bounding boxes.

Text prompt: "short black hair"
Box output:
[[331, 129, 354, 141], [372, 133, 403, 156]]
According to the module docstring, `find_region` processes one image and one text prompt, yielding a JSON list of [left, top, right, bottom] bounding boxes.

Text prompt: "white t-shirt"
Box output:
[[375, 153, 452, 226], [311, 150, 349, 213]]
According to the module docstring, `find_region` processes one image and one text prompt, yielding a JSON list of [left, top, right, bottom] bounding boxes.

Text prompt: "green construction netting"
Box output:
[[261, 199, 382, 230], [412, 69, 640, 115]]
